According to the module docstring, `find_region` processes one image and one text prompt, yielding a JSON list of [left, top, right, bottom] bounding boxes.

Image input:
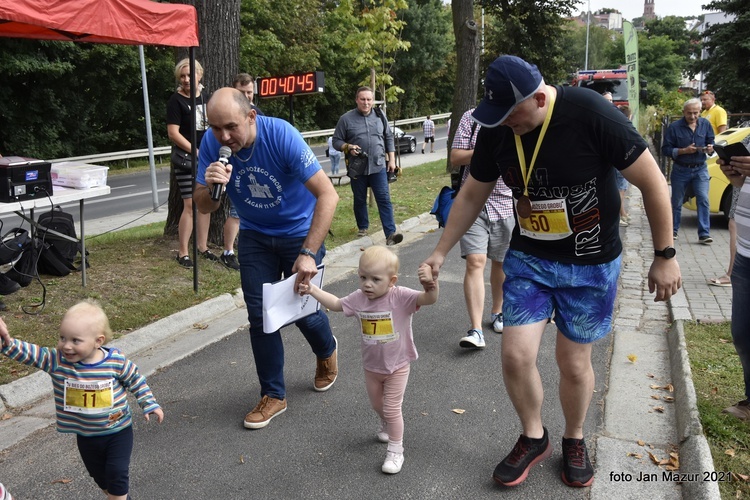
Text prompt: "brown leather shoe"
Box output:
[[314, 336, 338, 392], [723, 400, 750, 421], [243, 395, 287, 429]]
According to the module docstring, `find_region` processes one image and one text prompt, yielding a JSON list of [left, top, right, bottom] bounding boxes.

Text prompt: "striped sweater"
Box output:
[[2, 339, 161, 436]]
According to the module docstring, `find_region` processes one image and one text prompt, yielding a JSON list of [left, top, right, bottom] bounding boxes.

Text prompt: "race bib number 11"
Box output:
[[64, 379, 114, 414]]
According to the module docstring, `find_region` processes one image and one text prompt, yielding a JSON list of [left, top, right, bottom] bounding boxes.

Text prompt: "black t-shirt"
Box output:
[[471, 85, 648, 264], [166, 91, 210, 147]]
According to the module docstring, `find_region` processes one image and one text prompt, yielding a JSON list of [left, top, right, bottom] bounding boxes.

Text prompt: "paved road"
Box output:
[[0, 229, 610, 499]]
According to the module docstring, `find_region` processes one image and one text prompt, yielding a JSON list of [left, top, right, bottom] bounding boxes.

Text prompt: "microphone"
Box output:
[[211, 146, 232, 202]]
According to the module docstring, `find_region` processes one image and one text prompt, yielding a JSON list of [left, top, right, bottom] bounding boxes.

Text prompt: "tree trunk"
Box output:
[[165, 0, 241, 247], [448, 0, 480, 173]]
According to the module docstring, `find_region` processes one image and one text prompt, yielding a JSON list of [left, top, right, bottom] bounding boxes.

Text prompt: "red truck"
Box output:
[[570, 68, 644, 106]]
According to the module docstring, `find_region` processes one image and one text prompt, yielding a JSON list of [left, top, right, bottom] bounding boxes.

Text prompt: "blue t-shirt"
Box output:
[[197, 116, 322, 237]]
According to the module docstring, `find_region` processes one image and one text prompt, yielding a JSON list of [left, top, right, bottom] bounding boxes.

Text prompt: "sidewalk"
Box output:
[[0, 156, 725, 498]]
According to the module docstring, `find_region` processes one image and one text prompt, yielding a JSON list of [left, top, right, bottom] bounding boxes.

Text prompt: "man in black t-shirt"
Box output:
[[423, 55, 681, 488]]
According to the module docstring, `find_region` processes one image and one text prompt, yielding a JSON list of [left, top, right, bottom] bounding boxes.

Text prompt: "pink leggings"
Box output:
[[364, 364, 411, 444]]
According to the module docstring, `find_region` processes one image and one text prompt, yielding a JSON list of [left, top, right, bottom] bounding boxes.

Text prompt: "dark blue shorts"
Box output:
[[503, 249, 621, 344], [76, 425, 133, 496]]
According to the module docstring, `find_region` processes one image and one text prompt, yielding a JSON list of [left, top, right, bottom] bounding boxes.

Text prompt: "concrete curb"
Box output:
[[0, 290, 246, 412], [666, 320, 721, 500]]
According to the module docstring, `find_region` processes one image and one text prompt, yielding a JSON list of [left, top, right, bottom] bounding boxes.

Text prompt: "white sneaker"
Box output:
[[459, 329, 485, 348], [491, 313, 504, 333], [382, 451, 404, 474]]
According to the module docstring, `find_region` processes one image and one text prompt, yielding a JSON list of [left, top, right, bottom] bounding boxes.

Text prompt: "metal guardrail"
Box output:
[[48, 113, 451, 167]]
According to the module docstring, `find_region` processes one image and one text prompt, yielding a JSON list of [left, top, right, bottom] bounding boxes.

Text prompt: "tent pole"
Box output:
[[139, 45, 160, 211], [190, 49, 199, 293]]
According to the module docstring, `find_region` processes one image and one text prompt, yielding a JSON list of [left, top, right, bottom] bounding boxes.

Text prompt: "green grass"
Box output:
[[0, 160, 449, 385], [684, 321, 750, 497]]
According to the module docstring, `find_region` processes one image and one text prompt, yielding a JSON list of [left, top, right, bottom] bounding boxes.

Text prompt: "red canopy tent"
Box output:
[[0, 0, 204, 290], [0, 0, 198, 47]]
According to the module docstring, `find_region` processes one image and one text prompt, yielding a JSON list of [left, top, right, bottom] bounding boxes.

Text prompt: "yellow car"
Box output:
[[683, 126, 750, 221]]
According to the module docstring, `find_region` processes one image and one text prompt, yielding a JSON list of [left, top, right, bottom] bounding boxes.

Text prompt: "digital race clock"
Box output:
[[257, 71, 325, 98]]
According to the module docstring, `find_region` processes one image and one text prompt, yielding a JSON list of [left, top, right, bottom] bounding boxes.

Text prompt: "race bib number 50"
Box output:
[[64, 378, 114, 414], [517, 198, 572, 241]]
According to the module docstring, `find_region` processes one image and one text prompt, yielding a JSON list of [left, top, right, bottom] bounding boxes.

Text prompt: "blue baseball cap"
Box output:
[[472, 55, 543, 128]]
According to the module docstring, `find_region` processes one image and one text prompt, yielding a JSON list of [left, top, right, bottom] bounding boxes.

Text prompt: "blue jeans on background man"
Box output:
[[732, 254, 750, 400], [670, 164, 710, 237], [238, 229, 336, 400], [350, 168, 397, 237]]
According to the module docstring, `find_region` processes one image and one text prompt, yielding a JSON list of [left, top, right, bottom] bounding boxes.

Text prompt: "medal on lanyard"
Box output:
[[514, 89, 556, 219]]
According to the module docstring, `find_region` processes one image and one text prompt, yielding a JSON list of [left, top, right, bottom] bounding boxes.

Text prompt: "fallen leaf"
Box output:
[[719, 338, 730, 343], [637, 439, 645, 446], [647, 373, 655, 378], [654, 406, 665, 413], [627, 452, 643, 459], [711, 387, 719, 395], [663, 396, 675, 403], [52, 478, 73, 485], [1, 413, 11, 421], [725, 448, 736, 457], [650, 384, 661, 390], [648, 451, 661, 465], [665, 384, 674, 392], [651, 395, 661, 400], [421, 412, 428, 416], [451, 408, 466, 414], [239, 455, 245, 464], [665, 464, 679, 471], [193, 322, 208, 330], [734, 472, 749, 481], [627, 354, 638, 363]]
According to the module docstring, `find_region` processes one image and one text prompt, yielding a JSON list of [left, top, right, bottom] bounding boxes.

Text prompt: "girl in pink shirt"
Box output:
[[299, 246, 438, 474]]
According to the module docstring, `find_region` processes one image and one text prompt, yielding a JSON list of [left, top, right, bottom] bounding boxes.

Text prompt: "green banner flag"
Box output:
[[623, 21, 640, 127]]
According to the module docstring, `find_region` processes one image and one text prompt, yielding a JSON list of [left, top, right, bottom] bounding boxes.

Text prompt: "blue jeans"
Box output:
[[350, 168, 397, 237], [238, 230, 336, 400], [732, 254, 750, 399], [670, 164, 710, 237], [330, 154, 340, 175]]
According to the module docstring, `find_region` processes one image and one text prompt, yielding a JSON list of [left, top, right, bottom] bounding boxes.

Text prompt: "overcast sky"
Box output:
[[575, 0, 717, 22]]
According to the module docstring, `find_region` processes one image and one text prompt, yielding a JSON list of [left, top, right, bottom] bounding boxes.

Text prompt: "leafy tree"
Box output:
[[481, 0, 579, 84], [391, 0, 454, 120], [342, 0, 411, 106], [700, 0, 750, 114], [0, 40, 173, 159], [637, 33, 683, 99], [644, 15, 701, 61], [559, 21, 622, 77]]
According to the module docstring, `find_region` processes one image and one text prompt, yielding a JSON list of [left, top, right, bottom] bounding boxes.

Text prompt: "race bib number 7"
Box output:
[[359, 311, 399, 344], [64, 378, 114, 414]]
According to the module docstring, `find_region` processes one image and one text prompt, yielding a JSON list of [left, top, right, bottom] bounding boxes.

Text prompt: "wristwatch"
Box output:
[[299, 247, 316, 259], [654, 246, 676, 259]]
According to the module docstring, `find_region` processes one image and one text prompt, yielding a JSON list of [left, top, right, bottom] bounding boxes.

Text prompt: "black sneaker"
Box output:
[[199, 249, 219, 261], [493, 427, 552, 487], [699, 235, 713, 245], [386, 232, 403, 246], [220, 252, 240, 270], [176, 255, 193, 268], [561, 437, 594, 487]]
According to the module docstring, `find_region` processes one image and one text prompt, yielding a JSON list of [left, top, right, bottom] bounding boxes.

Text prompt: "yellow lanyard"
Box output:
[[513, 89, 556, 197]]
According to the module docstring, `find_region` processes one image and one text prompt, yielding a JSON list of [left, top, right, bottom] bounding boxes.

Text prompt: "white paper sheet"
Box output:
[[262, 264, 325, 333]]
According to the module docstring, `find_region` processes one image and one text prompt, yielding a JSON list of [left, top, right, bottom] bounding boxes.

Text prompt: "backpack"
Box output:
[[430, 186, 456, 228], [5, 238, 41, 287], [0, 228, 32, 265], [36, 206, 86, 276]]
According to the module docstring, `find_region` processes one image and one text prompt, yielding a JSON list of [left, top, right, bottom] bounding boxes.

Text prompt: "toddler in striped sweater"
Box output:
[[0, 299, 164, 500]]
